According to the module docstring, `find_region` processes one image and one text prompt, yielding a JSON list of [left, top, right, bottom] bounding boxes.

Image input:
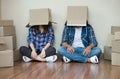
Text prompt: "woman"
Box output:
[[19, 22, 57, 62]]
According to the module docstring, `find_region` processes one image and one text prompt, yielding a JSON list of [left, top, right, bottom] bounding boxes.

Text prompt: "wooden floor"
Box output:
[[0, 59, 120, 79]]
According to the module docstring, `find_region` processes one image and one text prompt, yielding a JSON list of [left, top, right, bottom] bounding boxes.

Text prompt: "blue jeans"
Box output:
[[57, 46, 102, 63]]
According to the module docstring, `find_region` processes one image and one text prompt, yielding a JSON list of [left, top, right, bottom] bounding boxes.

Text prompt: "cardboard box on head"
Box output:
[[67, 6, 88, 26], [29, 8, 51, 26]]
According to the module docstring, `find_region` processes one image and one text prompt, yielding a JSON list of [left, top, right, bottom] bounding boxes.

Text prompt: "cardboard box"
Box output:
[[112, 40, 120, 53], [112, 53, 120, 66], [0, 26, 15, 36], [111, 26, 120, 35], [104, 46, 111, 60], [0, 36, 16, 50], [29, 8, 51, 25], [14, 49, 22, 61], [114, 32, 120, 41], [67, 6, 88, 26], [0, 20, 13, 26], [0, 50, 13, 67], [0, 38, 6, 51], [106, 34, 114, 47]]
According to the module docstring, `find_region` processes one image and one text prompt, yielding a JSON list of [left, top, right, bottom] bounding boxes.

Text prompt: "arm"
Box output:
[[83, 25, 98, 55], [27, 28, 37, 59], [61, 26, 74, 53]]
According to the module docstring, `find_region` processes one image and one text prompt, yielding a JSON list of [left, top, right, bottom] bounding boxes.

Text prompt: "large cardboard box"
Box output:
[[67, 6, 88, 26], [0, 38, 6, 51], [111, 26, 120, 35], [106, 34, 114, 47], [14, 49, 22, 61], [112, 53, 120, 66], [0, 50, 13, 67], [29, 8, 51, 25], [114, 32, 120, 41], [104, 46, 111, 60], [0, 26, 15, 36], [112, 40, 120, 53], [0, 20, 13, 26], [0, 36, 16, 50]]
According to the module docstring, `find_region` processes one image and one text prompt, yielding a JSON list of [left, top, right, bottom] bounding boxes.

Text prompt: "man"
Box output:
[[58, 22, 101, 63]]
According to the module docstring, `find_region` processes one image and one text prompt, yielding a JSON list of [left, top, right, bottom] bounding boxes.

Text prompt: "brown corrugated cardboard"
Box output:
[[14, 49, 22, 61], [104, 46, 111, 60], [112, 40, 120, 53], [29, 8, 51, 25], [0, 38, 6, 51], [0, 26, 15, 36], [0, 20, 13, 26], [0, 36, 16, 50], [106, 34, 114, 46], [114, 32, 120, 41], [111, 26, 120, 35], [112, 53, 120, 66], [67, 6, 88, 26], [0, 50, 14, 67]]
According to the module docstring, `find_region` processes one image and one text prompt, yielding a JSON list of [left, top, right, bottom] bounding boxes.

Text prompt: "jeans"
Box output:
[[57, 46, 102, 63]]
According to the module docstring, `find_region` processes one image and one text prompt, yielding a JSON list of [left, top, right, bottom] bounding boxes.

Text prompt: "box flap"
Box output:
[[0, 38, 5, 44], [67, 6, 88, 26], [29, 8, 51, 26]]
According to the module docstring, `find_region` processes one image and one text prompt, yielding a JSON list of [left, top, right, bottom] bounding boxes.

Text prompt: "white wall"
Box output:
[[0, 0, 1, 19], [1, 0, 120, 52]]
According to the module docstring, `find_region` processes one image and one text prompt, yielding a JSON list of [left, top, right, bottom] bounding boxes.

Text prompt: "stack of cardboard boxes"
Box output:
[[104, 26, 120, 66], [0, 20, 21, 67]]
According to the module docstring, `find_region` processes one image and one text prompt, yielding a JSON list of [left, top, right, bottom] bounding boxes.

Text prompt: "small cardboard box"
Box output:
[[14, 49, 22, 61], [112, 40, 120, 53], [29, 8, 51, 25], [104, 46, 111, 60], [0, 26, 15, 36], [0, 36, 16, 50], [0, 20, 13, 26], [111, 26, 120, 35], [106, 34, 114, 47], [114, 32, 120, 41], [67, 6, 88, 26], [0, 50, 14, 67], [112, 53, 120, 66], [0, 38, 6, 51]]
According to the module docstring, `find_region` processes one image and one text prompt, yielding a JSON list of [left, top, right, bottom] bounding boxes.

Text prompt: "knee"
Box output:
[[19, 46, 27, 54], [57, 47, 66, 54], [95, 47, 102, 55]]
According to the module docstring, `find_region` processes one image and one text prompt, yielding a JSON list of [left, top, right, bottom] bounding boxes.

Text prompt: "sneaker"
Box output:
[[22, 56, 32, 62], [46, 55, 57, 63], [90, 55, 99, 64], [63, 56, 71, 63]]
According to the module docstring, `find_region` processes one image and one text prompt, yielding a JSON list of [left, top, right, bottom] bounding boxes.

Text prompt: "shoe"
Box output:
[[46, 55, 57, 63], [90, 55, 99, 64], [63, 56, 71, 63], [22, 56, 32, 62]]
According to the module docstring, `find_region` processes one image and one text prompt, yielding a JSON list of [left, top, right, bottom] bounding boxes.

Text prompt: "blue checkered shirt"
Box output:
[[27, 26, 54, 51]]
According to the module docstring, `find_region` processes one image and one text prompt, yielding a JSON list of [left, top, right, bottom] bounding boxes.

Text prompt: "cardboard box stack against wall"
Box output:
[[104, 26, 120, 66], [0, 20, 21, 67]]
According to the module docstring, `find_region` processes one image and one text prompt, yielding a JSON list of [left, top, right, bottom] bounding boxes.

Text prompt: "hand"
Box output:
[[83, 46, 92, 56], [31, 50, 37, 59], [67, 46, 74, 54], [39, 49, 46, 58]]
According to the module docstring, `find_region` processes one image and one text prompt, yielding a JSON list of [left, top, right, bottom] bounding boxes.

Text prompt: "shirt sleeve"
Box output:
[[88, 24, 98, 47], [61, 26, 69, 45], [48, 26, 55, 45], [27, 27, 35, 45]]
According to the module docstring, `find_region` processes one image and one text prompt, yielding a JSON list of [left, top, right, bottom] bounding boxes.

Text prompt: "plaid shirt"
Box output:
[[61, 24, 98, 47], [27, 26, 54, 51]]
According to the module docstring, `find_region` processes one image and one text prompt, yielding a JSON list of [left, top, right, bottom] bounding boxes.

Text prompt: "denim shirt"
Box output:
[[61, 24, 98, 47]]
